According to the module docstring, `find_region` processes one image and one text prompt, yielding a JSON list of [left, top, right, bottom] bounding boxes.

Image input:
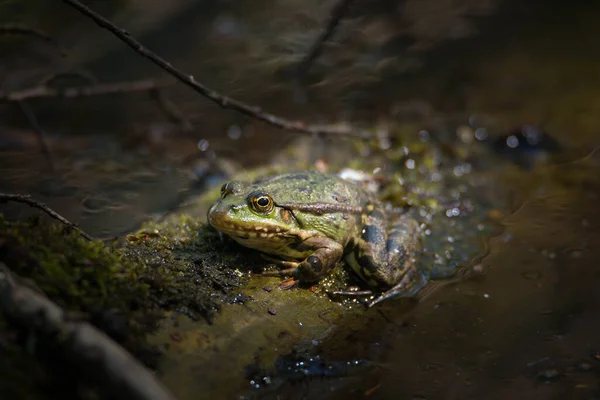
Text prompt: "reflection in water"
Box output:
[[275, 152, 600, 400]]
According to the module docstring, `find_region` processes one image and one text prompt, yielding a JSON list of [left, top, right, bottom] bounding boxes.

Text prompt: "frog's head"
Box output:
[[207, 180, 301, 253]]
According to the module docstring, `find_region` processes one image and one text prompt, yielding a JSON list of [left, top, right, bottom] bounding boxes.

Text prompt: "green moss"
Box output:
[[120, 214, 253, 323]]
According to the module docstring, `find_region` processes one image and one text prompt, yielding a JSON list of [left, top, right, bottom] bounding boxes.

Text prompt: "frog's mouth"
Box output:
[[207, 209, 292, 241]]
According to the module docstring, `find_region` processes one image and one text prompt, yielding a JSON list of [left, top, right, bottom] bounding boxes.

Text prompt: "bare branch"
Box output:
[[15, 101, 56, 171], [297, 0, 358, 78], [0, 193, 93, 241], [0, 264, 176, 400], [61, 0, 371, 139], [0, 79, 172, 103]]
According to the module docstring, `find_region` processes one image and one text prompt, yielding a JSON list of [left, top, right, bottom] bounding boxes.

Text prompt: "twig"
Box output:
[[0, 79, 172, 103], [15, 101, 56, 171], [297, 0, 358, 78], [0, 264, 176, 400], [0, 193, 93, 241], [150, 88, 193, 131], [61, 0, 371, 139], [0, 25, 65, 55]]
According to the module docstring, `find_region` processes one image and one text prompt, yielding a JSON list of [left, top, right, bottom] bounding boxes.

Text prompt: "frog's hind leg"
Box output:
[[344, 207, 424, 305], [350, 209, 421, 286]]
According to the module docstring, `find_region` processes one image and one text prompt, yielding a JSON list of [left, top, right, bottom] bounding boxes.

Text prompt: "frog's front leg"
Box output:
[[261, 236, 343, 282]]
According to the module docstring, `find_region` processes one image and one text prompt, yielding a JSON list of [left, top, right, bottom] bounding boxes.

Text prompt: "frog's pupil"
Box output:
[[257, 197, 269, 207]]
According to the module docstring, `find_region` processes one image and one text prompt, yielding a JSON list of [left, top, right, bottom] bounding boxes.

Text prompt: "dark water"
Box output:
[[1, 1, 599, 399]]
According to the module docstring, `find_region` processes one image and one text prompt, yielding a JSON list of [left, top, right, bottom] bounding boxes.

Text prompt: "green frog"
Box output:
[[207, 170, 425, 306]]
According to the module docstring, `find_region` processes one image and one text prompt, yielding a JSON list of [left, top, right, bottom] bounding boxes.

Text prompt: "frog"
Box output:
[[207, 170, 425, 306]]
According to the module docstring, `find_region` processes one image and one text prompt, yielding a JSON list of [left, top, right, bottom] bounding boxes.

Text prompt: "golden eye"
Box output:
[[250, 193, 274, 213]]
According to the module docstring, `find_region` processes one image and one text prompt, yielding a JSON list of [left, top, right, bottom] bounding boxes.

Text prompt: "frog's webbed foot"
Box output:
[[331, 289, 374, 297], [367, 269, 427, 308], [331, 268, 427, 307], [260, 267, 298, 277], [257, 255, 302, 289]]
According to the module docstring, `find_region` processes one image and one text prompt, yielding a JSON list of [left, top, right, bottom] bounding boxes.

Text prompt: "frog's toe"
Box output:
[[330, 288, 374, 297], [367, 271, 426, 308], [260, 265, 299, 277], [260, 254, 300, 268]]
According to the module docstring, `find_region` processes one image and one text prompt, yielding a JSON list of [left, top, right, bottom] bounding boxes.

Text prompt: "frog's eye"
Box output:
[[249, 193, 274, 213]]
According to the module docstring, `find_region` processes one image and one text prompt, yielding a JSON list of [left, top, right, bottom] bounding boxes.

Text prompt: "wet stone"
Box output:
[[536, 369, 562, 382], [575, 361, 594, 372]]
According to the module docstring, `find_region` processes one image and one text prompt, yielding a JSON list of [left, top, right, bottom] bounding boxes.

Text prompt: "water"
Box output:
[[1, 1, 599, 399]]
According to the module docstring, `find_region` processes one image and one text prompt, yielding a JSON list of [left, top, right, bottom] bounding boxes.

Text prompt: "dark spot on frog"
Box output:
[[343, 239, 356, 257], [262, 286, 273, 292], [267, 308, 277, 316], [298, 186, 313, 194], [357, 254, 377, 272], [361, 225, 384, 243]]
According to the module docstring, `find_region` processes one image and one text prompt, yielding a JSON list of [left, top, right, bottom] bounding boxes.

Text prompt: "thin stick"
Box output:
[[15, 101, 56, 171], [0, 79, 172, 103], [61, 0, 370, 139], [150, 88, 193, 131], [0, 264, 176, 400], [0, 193, 94, 241], [297, 0, 358, 78]]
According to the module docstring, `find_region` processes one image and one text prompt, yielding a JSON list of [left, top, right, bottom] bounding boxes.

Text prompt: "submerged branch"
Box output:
[[61, 0, 371, 139], [0, 25, 65, 55], [297, 0, 358, 78], [0, 79, 172, 103], [0, 193, 93, 241], [0, 264, 176, 400], [15, 101, 56, 171]]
